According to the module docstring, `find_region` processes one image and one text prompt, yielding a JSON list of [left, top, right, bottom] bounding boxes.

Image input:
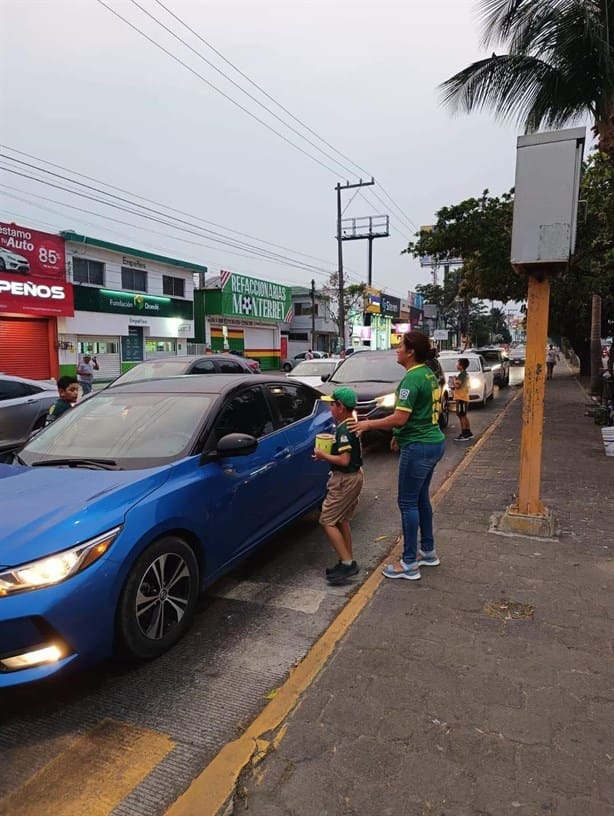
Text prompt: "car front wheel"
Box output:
[[438, 395, 449, 429], [116, 536, 199, 660]]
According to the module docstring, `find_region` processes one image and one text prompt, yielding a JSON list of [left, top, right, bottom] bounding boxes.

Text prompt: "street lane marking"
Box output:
[[165, 388, 523, 816], [1, 719, 174, 816]]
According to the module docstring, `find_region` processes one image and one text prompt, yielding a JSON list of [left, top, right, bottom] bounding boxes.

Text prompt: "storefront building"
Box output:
[[58, 233, 203, 380], [0, 222, 73, 379], [194, 270, 293, 370]]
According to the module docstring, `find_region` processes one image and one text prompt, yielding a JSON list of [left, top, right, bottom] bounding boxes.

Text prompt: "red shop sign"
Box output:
[[0, 222, 66, 279], [0, 273, 74, 317]]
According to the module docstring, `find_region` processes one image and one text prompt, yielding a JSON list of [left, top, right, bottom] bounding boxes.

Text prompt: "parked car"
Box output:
[[227, 349, 261, 373], [107, 355, 257, 388], [0, 247, 30, 274], [287, 358, 341, 388], [281, 351, 327, 372], [0, 374, 334, 687], [467, 347, 510, 387], [318, 350, 450, 430], [0, 374, 58, 460], [438, 354, 495, 407], [509, 346, 526, 366]]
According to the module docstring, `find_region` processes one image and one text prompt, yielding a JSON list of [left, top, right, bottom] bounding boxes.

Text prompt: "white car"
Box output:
[[286, 358, 340, 388], [0, 247, 30, 274], [438, 354, 495, 407]]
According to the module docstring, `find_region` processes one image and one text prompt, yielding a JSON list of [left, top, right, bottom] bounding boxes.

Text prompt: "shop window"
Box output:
[[73, 258, 104, 285], [78, 341, 118, 354], [289, 332, 309, 341], [294, 303, 318, 317], [162, 275, 185, 297], [145, 339, 177, 353], [121, 267, 148, 292]]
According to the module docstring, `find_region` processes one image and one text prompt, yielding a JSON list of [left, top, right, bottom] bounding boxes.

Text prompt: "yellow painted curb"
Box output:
[[166, 389, 523, 816]]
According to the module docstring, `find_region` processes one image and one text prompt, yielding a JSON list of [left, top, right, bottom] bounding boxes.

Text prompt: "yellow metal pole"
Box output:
[[512, 273, 550, 517]]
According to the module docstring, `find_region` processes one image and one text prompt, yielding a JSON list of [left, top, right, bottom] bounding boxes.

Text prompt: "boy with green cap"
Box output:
[[314, 386, 363, 585]]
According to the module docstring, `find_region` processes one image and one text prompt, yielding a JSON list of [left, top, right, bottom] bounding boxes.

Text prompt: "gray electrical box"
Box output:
[[511, 128, 585, 269]]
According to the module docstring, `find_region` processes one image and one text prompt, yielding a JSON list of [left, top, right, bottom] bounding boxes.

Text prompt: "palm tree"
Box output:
[[440, 0, 614, 155]]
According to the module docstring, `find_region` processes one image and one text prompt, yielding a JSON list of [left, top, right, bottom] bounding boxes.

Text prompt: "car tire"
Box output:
[[480, 389, 487, 408], [282, 362, 292, 372], [116, 536, 200, 660], [438, 396, 449, 429]]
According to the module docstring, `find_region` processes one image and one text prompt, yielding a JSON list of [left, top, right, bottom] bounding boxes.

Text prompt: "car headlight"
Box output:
[[375, 392, 397, 409], [470, 377, 481, 389], [0, 527, 121, 596]]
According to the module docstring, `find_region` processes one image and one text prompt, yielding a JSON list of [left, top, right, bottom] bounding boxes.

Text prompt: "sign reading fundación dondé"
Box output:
[[219, 270, 293, 322]]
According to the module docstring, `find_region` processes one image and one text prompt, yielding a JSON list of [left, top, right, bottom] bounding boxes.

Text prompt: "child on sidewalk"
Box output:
[[453, 358, 473, 441], [46, 375, 80, 425], [314, 387, 364, 585]]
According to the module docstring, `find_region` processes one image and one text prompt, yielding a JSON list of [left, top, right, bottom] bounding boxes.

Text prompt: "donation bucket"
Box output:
[[602, 427, 614, 457], [315, 433, 335, 455]]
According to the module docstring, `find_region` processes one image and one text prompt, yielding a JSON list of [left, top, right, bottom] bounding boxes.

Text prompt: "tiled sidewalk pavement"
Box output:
[[231, 369, 614, 816]]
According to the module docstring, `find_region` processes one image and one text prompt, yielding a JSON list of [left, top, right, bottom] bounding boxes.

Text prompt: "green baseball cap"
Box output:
[[321, 386, 357, 409]]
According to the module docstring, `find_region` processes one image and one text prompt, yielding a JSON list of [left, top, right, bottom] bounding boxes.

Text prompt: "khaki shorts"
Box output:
[[319, 469, 364, 526]]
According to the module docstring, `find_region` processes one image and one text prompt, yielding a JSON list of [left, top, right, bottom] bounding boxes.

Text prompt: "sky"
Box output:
[[0, 0, 562, 301]]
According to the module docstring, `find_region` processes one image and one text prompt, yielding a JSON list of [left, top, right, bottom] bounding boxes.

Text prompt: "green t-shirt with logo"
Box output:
[[332, 419, 363, 473], [392, 364, 445, 446]]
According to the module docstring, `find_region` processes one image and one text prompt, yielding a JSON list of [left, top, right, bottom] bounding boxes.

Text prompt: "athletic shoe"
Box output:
[[326, 561, 359, 584], [418, 549, 440, 567], [463, 431, 474, 439], [382, 560, 421, 580], [454, 433, 470, 442], [326, 561, 342, 575]]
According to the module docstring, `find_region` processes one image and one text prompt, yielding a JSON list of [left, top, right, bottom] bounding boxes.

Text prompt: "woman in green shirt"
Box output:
[[350, 330, 445, 581]]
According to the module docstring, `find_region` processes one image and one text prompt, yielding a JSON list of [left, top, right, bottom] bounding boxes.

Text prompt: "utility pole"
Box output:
[[336, 178, 376, 351], [310, 278, 316, 351]]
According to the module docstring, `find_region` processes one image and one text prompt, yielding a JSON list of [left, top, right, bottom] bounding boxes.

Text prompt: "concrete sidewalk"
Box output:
[[231, 366, 614, 816]]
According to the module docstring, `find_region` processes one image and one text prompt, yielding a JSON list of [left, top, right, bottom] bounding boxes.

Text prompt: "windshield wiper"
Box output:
[[31, 458, 121, 470]]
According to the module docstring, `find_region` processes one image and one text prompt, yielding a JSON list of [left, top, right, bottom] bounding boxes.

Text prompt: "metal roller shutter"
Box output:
[[0, 318, 51, 379]]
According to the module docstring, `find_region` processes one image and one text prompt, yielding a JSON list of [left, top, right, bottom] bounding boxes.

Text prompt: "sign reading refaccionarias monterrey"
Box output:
[[219, 270, 293, 323]]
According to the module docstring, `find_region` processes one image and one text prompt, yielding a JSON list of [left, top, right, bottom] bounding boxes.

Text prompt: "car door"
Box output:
[[479, 356, 494, 396], [204, 384, 292, 560], [264, 381, 335, 515]]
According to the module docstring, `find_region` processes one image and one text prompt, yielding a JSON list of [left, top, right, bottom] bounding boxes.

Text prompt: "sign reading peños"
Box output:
[[0, 222, 66, 279], [220, 270, 293, 323], [0, 273, 74, 316]]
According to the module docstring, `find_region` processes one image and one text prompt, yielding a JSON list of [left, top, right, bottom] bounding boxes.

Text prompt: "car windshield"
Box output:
[[292, 360, 337, 376], [20, 391, 214, 469], [440, 357, 482, 373], [330, 353, 404, 383], [112, 360, 190, 384]]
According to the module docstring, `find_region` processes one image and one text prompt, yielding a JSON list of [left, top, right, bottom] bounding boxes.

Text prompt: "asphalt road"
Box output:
[[0, 376, 522, 816]]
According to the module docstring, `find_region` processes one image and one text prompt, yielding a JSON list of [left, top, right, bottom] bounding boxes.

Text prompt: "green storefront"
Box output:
[[194, 271, 293, 370]]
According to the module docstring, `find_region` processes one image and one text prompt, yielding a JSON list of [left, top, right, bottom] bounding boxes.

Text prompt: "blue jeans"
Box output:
[[79, 380, 92, 395], [397, 441, 445, 564]]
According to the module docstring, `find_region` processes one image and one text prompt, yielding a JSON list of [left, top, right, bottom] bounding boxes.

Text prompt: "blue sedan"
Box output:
[[0, 375, 334, 687]]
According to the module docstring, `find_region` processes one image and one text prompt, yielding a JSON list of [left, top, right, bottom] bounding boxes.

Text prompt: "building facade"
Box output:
[[58, 232, 204, 380], [0, 221, 73, 380], [281, 286, 338, 358]]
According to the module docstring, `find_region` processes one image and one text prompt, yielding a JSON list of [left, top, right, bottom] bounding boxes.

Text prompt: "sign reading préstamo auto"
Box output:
[[0, 221, 66, 279], [0, 272, 74, 316], [220, 270, 292, 322]]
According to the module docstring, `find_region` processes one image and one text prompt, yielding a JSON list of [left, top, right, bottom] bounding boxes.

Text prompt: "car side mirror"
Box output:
[[321, 373, 330, 382], [483, 366, 491, 372], [201, 432, 258, 465]]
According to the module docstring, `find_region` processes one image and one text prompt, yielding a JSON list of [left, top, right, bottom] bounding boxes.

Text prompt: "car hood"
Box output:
[[319, 379, 399, 400], [0, 464, 170, 567]]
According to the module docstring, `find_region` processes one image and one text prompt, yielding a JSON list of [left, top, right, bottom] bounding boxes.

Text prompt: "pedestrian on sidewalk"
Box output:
[[313, 387, 364, 585], [350, 330, 445, 581], [77, 354, 99, 395], [546, 345, 559, 380], [453, 357, 473, 441]]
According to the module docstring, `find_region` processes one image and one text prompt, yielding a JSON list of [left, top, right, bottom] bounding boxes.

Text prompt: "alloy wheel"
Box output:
[[135, 552, 192, 640]]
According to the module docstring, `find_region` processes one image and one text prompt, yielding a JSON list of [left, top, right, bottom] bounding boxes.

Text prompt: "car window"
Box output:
[[218, 360, 245, 374], [213, 386, 274, 441], [291, 361, 336, 377], [0, 380, 29, 400], [114, 360, 189, 383], [440, 357, 482, 373], [479, 351, 500, 363], [265, 383, 316, 427], [190, 360, 217, 374], [330, 353, 403, 383]]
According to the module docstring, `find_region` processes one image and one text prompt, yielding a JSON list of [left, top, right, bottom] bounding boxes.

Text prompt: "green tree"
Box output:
[[406, 190, 525, 303], [440, 0, 614, 156]]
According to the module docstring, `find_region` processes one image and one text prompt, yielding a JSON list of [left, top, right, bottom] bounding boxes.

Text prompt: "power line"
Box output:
[[0, 144, 343, 269], [94, 0, 418, 237]]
